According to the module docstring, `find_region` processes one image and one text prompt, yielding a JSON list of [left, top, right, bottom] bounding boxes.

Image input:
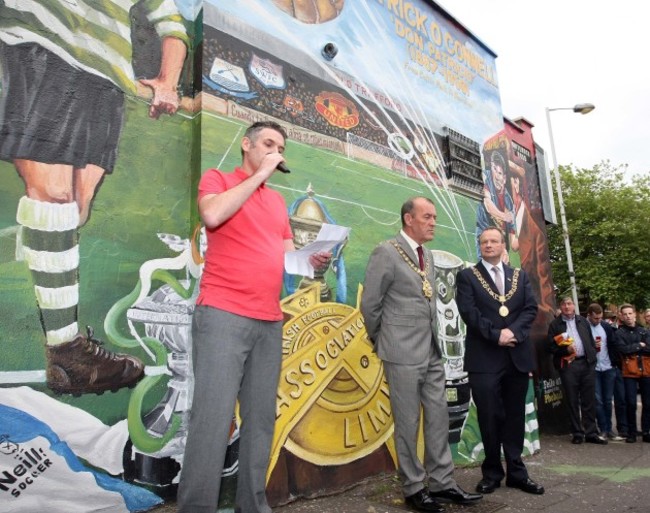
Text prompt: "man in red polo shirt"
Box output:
[[178, 121, 329, 513]]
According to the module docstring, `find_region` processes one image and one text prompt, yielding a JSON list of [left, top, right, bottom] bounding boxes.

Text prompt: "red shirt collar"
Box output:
[[233, 166, 265, 187]]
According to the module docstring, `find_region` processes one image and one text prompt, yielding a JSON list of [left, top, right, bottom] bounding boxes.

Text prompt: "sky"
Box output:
[[436, 0, 650, 180]]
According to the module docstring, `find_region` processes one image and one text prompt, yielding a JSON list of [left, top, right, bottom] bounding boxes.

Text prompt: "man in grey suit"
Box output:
[[361, 197, 482, 512]]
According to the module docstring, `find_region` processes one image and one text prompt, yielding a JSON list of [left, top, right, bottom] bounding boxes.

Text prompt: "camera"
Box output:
[[321, 42, 338, 61]]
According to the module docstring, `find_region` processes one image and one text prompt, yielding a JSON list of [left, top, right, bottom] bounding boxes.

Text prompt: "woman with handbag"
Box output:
[[613, 304, 650, 443]]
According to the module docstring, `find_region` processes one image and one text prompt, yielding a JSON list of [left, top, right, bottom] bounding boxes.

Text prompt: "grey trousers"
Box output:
[[383, 349, 456, 496], [177, 305, 283, 513]]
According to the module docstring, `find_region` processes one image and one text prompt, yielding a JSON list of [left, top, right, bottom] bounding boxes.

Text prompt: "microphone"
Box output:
[[276, 162, 291, 173]]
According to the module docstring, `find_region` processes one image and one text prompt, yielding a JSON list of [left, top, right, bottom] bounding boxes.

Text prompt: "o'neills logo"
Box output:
[[0, 437, 53, 498], [314, 92, 359, 129], [266, 284, 392, 480]]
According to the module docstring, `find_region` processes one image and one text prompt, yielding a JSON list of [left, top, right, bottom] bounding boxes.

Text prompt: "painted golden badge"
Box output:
[[268, 284, 392, 475]]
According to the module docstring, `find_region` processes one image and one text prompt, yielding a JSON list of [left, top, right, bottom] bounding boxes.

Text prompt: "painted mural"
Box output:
[[201, 0, 546, 506], [0, 0, 558, 511], [0, 0, 198, 511]]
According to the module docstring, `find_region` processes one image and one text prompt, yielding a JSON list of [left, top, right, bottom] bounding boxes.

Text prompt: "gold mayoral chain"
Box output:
[[390, 241, 433, 299], [470, 266, 520, 317]]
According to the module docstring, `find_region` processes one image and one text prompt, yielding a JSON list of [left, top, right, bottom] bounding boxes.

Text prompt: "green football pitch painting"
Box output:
[[0, 102, 498, 421]]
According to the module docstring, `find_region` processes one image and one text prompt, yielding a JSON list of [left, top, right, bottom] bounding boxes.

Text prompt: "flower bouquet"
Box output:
[[554, 332, 575, 367]]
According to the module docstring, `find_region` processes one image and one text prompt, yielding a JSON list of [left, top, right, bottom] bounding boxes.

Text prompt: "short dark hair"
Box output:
[[400, 197, 434, 227], [587, 303, 603, 315], [619, 303, 635, 313], [241, 121, 287, 157], [245, 120, 287, 141], [559, 296, 573, 305]]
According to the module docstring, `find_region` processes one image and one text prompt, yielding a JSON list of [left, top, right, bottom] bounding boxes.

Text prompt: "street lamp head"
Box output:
[[573, 103, 595, 115]]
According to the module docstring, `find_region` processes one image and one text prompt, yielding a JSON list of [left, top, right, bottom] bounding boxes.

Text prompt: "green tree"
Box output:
[[547, 162, 650, 310]]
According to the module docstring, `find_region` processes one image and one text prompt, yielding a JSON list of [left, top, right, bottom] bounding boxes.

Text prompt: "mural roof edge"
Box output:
[[426, 0, 497, 58]]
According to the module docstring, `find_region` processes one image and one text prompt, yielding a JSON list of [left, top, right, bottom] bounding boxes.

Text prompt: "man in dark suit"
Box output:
[[362, 197, 481, 512], [548, 297, 607, 445], [456, 226, 543, 495]]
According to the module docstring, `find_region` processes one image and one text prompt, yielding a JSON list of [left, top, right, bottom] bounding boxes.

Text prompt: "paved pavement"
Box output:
[[153, 431, 650, 513], [270, 432, 650, 513]]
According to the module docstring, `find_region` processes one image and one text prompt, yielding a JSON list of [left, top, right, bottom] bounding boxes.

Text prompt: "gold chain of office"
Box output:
[[471, 266, 521, 317], [390, 241, 433, 299]]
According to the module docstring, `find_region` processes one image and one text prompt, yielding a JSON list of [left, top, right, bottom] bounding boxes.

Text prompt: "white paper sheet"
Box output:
[[285, 223, 350, 278]]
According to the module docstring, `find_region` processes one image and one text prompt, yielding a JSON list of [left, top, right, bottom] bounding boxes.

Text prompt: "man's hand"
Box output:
[[498, 328, 516, 348], [309, 251, 332, 271], [254, 152, 286, 181], [499, 328, 515, 344]]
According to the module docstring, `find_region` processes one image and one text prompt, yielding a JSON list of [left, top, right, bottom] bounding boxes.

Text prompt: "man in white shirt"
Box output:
[[547, 298, 607, 444], [587, 303, 625, 441]]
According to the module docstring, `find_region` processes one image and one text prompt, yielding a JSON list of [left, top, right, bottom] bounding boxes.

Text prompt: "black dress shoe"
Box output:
[[429, 485, 483, 504], [404, 489, 444, 512], [571, 435, 584, 444], [626, 435, 637, 443], [476, 479, 500, 494], [585, 435, 608, 445], [506, 477, 545, 495]]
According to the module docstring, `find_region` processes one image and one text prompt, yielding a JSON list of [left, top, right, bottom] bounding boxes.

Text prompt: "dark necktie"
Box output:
[[417, 246, 424, 271]]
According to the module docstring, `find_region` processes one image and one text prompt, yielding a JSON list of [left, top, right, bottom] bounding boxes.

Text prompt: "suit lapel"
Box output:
[[395, 233, 419, 268], [476, 261, 500, 295], [503, 265, 513, 294]]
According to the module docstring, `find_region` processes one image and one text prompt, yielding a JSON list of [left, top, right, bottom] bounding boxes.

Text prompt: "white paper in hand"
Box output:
[[285, 223, 350, 278]]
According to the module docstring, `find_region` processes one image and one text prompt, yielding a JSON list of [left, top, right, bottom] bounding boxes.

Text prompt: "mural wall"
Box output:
[[0, 1, 198, 510], [0, 0, 560, 511]]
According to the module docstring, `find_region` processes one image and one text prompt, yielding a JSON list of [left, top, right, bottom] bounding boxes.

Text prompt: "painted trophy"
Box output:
[[287, 184, 347, 303], [432, 249, 471, 443], [106, 229, 239, 495]]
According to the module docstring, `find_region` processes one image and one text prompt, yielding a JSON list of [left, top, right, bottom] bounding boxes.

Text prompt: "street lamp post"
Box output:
[[545, 103, 595, 308]]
